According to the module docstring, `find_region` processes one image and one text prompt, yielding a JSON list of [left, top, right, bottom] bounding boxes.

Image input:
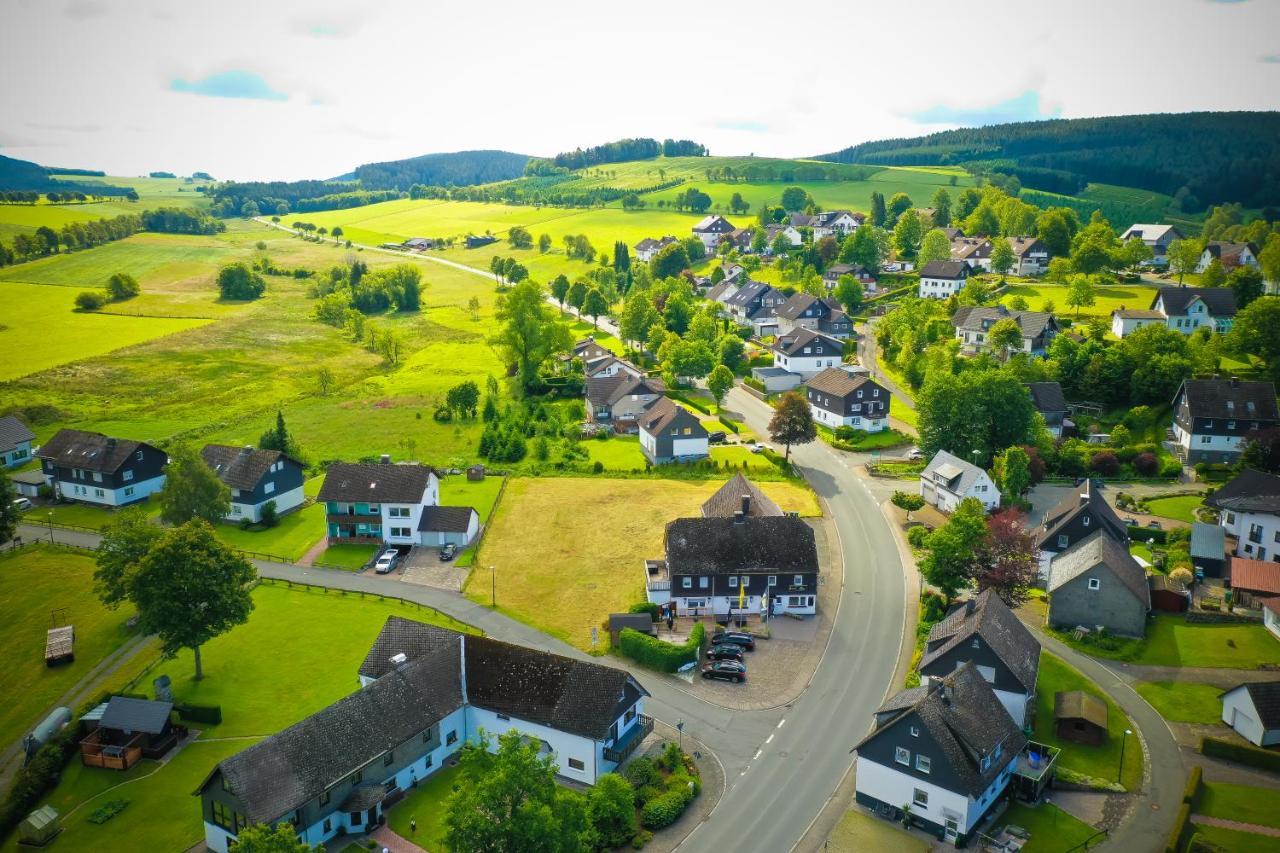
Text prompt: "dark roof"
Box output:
[[1048, 530, 1151, 606], [358, 616, 460, 680], [1206, 469, 1280, 515], [340, 783, 389, 813], [586, 375, 627, 408], [805, 367, 879, 400], [951, 306, 1057, 338], [1039, 481, 1128, 550], [608, 613, 656, 635], [1175, 379, 1278, 422], [920, 260, 969, 279], [1026, 382, 1068, 414], [773, 328, 844, 358], [920, 590, 1040, 693], [317, 462, 435, 504], [37, 429, 160, 474], [1204, 241, 1260, 263], [724, 280, 773, 307], [855, 662, 1027, 798], [1054, 690, 1108, 728], [1153, 286, 1237, 317], [99, 696, 173, 735], [776, 293, 842, 322], [1190, 522, 1225, 560], [665, 515, 818, 576], [701, 473, 783, 519], [639, 397, 705, 437], [0, 415, 35, 451], [692, 215, 734, 233], [1222, 682, 1280, 730], [597, 375, 664, 407], [201, 445, 299, 491], [1008, 236, 1045, 257], [418, 505, 477, 533]]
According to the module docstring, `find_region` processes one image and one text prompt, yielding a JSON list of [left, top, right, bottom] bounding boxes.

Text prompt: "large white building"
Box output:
[[918, 260, 971, 299], [771, 328, 846, 379], [319, 459, 479, 548], [1170, 378, 1280, 466], [1119, 223, 1183, 266], [1206, 468, 1280, 560], [919, 450, 999, 514]]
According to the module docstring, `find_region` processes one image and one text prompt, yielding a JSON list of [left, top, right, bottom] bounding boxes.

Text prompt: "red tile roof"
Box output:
[[1230, 557, 1280, 595]]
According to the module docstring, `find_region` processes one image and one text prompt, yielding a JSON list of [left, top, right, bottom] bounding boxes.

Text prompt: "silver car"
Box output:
[[374, 549, 399, 574]]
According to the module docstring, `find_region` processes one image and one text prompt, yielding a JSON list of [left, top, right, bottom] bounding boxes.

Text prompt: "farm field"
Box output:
[[998, 282, 1159, 321], [0, 175, 207, 243], [0, 544, 138, 751], [466, 476, 819, 652]]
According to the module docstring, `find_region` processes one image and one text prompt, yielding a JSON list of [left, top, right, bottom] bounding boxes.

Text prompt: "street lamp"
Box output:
[[490, 565, 496, 607], [1117, 728, 1132, 783], [47, 511, 54, 544]]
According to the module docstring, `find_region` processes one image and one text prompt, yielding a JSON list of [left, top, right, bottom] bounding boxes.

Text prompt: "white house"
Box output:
[[918, 260, 971, 299], [1171, 378, 1280, 466], [1206, 469, 1280, 559], [0, 415, 35, 469], [1219, 681, 1280, 747], [1007, 237, 1050, 276], [950, 238, 993, 271], [804, 368, 889, 432], [319, 458, 478, 548], [853, 662, 1027, 846], [1196, 240, 1260, 274], [1119, 223, 1183, 266], [772, 328, 846, 379], [37, 429, 168, 507], [201, 445, 307, 523], [1151, 286, 1238, 336], [764, 223, 804, 250], [638, 397, 709, 464], [1110, 308, 1166, 338], [919, 450, 999, 514], [691, 215, 735, 252], [809, 210, 864, 240], [633, 236, 677, 263]]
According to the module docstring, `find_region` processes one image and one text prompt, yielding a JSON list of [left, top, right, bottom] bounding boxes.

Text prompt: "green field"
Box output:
[[998, 282, 1159, 321], [311, 542, 378, 570], [1188, 824, 1279, 853], [1061, 615, 1280, 668], [992, 802, 1096, 853], [0, 175, 207, 243], [1194, 781, 1280, 829], [1133, 681, 1223, 724]]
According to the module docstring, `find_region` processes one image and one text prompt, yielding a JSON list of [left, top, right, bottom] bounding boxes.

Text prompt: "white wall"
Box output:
[[1221, 689, 1277, 746], [855, 758, 975, 834], [1175, 421, 1244, 458], [57, 475, 165, 507], [228, 484, 304, 523], [380, 476, 439, 545], [1220, 508, 1280, 558], [918, 277, 964, 299], [469, 706, 607, 782], [671, 436, 709, 459], [776, 352, 840, 378]]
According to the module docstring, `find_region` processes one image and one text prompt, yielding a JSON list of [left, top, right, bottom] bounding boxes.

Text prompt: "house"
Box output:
[[919, 451, 999, 514], [637, 397, 709, 464], [1110, 308, 1166, 338], [809, 210, 864, 240], [10, 469, 46, 498], [1046, 531, 1150, 637], [950, 306, 1059, 356], [725, 228, 755, 253], [0, 415, 35, 468], [82, 696, 179, 771], [853, 662, 1028, 846], [705, 279, 736, 307], [318, 459, 478, 548], [1227, 556, 1280, 609], [569, 337, 613, 364], [723, 281, 786, 334], [691, 215, 735, 252], [940, 227, 964, 240], [1148, 574, 1190, 613], [950, 238, 993, 271], [1119, 224, 1183, 266], [804, 368, 889, 432], [1007, 237, 1050, 276], [1035, 481, 1130, 576], [822, 262, 878, 291], [401, 237, 435, 251], [775, 293, 853, 338], [750, 367, 803, 393], [1207, 468, 1280, 559], [1152, 286, 1238, 335], [37, 429, 167, 507], [584, 354, 644, 380], [1026, 382, 1071, 438], [917, 590, 1040, 727], [607, 613, 656, 646], [645, 513, 820, 618], [701, 473, 783, 519], [1189, 522, 1226, 578], [197, 617, 650, 853], [465, 234, 496, 248], [918, 260, 971, 299], [201, 445, 305, 523], [1053, 691, 1107, 745], [1219, 682, 1280, 747], [764, 223, 803, 250], [1170, 378, 1280, 465], [718, 262, 746, 286], [1196, 241, 1260, 274], [585, 374, 665, 432], [634, 236, 677, 263], [772, 328, 846, 379]]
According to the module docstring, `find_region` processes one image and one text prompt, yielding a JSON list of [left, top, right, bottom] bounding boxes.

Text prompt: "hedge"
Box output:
[[618, 622, 705, 673], [743, 376, 766, 393], [1182, 765, 1202, 806], [669, 392, 709, 415], [176, 703, 223, 724], [628, 602, 660, 620], [1128, 526, 1167, 544], [1200, 736, 1280, 773], [0, 725, 80, 841], [718, 415, 740, 434], [1165, 802, 1193, 853]]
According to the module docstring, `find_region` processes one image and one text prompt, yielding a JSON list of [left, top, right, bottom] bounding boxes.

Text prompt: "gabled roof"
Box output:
[[317, 462, 436, 504], [418, 506, 477, 533], [584, 355, 640, 379], [775, 293, 839, 322], [1203, 241, 1259, 262], [724, 280, 774, 308], [706, 281, 735, 303], [1007, 236, 1045, 257], [920, 260, 970, 279], [921, 450, 987, 496], [37, 429, 161, 474], [920, 589, 1040, 692], [811, 209, 863, 226], [1054, 690, 1107, 728], [1026, 382, 1068, 414], [805, 367, 879, 400], [951, 306, 1057, 338], [1120, 224, 1180, 243], [1039, 481, 1128, 549], [940, 227, 964, 239], [1175, 379, 1278, 422], [100, 696, 173, 735], [1112, 308, 1166, 320], [358, 615, 459, 680], [773, 327, 844, 358], [951, 238, 992, 260], [824, 262, 874, 278], [638, 397, 705, 437], [855, 662, 1027, 798], [701, 473, 783, 519], [1048, 530, 1151, 607], [201, 445, 300, 492], [1229, 557, 1280, 596], [1153, 286, 1237, 318], [692, 215, 734, 233], [1221, 682, 1280, 730], [0, 415, 35, 451], [1190, 522, 1225, 560], [1205, 468, 1280, 515], [665, 515, 818, 576]]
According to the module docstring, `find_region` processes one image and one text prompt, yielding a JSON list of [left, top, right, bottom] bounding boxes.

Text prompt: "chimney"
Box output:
[[389, 652, 407, 667], [380, 453, 391, 464], [733, 509, 746, 526], [741, 494, 751, 517], [1231, 376, 1240, 388], [1079, 479, 1091, 505]]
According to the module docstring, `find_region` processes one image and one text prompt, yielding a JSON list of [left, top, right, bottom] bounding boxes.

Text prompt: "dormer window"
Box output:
[[910, 726, 919, 737], [971, 638, 980, 649]]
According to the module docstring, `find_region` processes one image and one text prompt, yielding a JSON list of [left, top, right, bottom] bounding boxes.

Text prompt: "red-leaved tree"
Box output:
[[974, 508, 1039, 608]]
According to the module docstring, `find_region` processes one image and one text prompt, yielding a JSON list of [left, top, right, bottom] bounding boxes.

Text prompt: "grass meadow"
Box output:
[[998, 282, 1159, 322], [0, 175, 207, 243]]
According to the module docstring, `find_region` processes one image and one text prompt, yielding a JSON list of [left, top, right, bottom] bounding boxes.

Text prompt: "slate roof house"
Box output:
[[804, 368, 889, 432], [918, 590, 1041, 727], [585, 374, 665, 433], [1026, 382, 1071, 438], [37, 429, 167, 507], [1196, 240, 1260, 274], [196, 617, 650, 853], [634, 235, 677, 263], [771, 328, 846, 379], [723, 281, 786, 334], [1007, 236, 1050, 276], [951, 306, 1059, 356], [0, 415, 35, 469], [764, 223, 804, 250], [1220, 681, 1280, 747], [918, 260, 971, 299], [700, 473, 783, 519], [950, 237, 993, 271], [1152, 286, 1238, 335], [919, 450, 999, 514], [853, 662, 1029, 846], [1207, 468, 1280, 560], [645, 513, 820, 618], [567, 336, 613, 364], [1035, 481, 1129, 578], [637, 397, 709, 464], [1046, 531, 1150, 637], [1119, 223, 1183, 265], [809, 210, 864, 240], [201, 445, 306, 523], [318, 459, 478, 548], [775, 293, 853, 338], [82, 696, 179, 771], [1171, 377, 1279, 465], [583, 355, 643, 381], [691, 215, 735, 252], [822, 262, 878, 291]]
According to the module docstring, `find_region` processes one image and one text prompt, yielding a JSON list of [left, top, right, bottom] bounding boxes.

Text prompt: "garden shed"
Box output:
[[18, 805, 61, 846], [1054, 690, 1108, 745], [1149, 574, 1190, 613], [1190, 522, 1226, 578]]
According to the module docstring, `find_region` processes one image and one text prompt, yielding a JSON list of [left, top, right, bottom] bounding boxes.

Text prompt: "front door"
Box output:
[[944, 818, 959, 842], [366, 806, 377, 827]]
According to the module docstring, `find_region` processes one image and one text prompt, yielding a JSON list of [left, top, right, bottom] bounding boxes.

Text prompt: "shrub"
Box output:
[[1166, 802, 1193, 853], [658, 741, 683, 773], [640, 789, 691, 830], [628, 602, 660, 620], [106, 272, 141, 301], [0, 725, 79, 838], [87, 800, 129, 825], [743, 376, 766, 393], [260, 500, 278, 528], [1132, 453, 1158, 476], [216, 262, 267, 300], [718, 415, 739, 434], [625, 756, 660, 789], [631, 830, 653, 849], [1090, 451, 1120, 476], [633, 785, 662, 808], [907, 526, 930, 548], [617, 622, 704, 672], [175, 703, 223, 724], [238, 517, 252, 530], [834, 425, 856, 442], [1201, 736, 1280, 772], [75, 290, 107, 310], [1182, 765, 1202, 805], [592, 460, 605, 474]]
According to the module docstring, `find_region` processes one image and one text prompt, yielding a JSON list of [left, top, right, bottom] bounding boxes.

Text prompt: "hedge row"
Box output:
[[1182, 766, 1202, 806], [669, 392, 709, 415], [628, 602, 660, 620], [618, 622, 705, 672], [1200, 736, 1280, 773], [718, 415, 739, 434], [742, 376, 766, 393], [1165, 802, 1193, 853], [176, 703, 222, 724]]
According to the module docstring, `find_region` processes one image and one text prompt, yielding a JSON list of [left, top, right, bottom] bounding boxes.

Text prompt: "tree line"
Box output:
[[539, 137, 707, 171], [0, 206, 222, 267]]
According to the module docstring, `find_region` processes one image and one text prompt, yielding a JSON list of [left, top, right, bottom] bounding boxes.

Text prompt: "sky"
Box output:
[[1, 0, 1278, 182]]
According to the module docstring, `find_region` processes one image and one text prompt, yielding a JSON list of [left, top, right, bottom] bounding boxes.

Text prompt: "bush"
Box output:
[[625, 756, 661, 789], [743, 376, 766, 393], [87, 800, 129, 825], [260, 500, 278, 528], [1159, 458, 1184, 478], [631, 830, 653, 849], [834, 425, 856, 442], [1133, 452, 1159, 476], [633, 785, 662, 808], [658, 741, 683, 773], [75, 290, 107, 310], [106, 272, 141, 301], [175, 703, 223, 724], [238, 517, 252, 530], [1090, 451, 1120, 476], [1201, 736, 1280, 772], [618, 623, 705, 672], [1166, 802, 1193, 853], [1182, 765, 1202, 805], [628, 602, 659, 620], [217, 262, 267, 300], [640, 789, 692, 830], [0, 725, 79, 838], [718, 415, 739, 434], [907, 526, 930, 548], [592, 460, 605, 474]]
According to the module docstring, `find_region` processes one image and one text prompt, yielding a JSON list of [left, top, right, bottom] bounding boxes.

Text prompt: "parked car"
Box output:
[[713, 631, 756, 651], [11, 497, 32, 513], [749, 443, 766, 454], [701, 660, 747, 683], [1090, 478, 1105, 489], [906, 447, 924, 461], [1146, 520, 1162, 530], [1123, 517, 1138, 526], [706, 644, 745, 662], [373, 549, 399, 574], [707, 431, 727, 444], [439, 543, 458, 561]]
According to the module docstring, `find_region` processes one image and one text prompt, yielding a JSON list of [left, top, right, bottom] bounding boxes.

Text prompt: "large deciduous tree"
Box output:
[[94, 507, 163, 607], [768, 391, 817, 461], [1228, 296, 1280, 379], [920, 497, 987, 600], [158, 443, 231, 526], [917, 370, 1035, 466], [973, 508, 1038, 607], [917, 228, 951, 266], [227, 823, 319, 852], [707, 364, 734, 406], [0, 469, 19, 547], [495, 279, 572, 393]]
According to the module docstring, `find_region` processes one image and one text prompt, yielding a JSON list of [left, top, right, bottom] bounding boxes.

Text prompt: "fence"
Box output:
[[467, 475, 509, 569]]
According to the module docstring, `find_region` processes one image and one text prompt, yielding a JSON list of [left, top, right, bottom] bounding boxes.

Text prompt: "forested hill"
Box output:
[[0, 153, 133, 196], [816, 112, 1280, 212], [351, 150, 531, 190]]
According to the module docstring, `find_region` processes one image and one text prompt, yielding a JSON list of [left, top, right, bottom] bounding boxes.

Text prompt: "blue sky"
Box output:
[[170, 71, 288, 102]]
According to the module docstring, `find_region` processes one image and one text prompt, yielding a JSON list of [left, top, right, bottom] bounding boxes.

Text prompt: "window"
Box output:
[[971, 638, 980, 649], [384, 751, 394, 766], [1228, 421, 1236, 430], [682, 577, 692, 589], [124, 487, 134, 498], [320, 789, 330, 806], [351, 770, 363, 785], [909, 726, 919, 737], [895, 746, 910, 765], [447, 730, 458, 745], [768, 575, 777, 587], [389, 506, 410, 518], [913, 788, 928, 807], [1082, 515, 1090, 526], [123, 470, 134, 482], [1227, 512, 1236, 524], [568, 758, 585, 771], [211, 801, 238, 832], [793, 575, 803, 586], [1057, 535, 1069, 548], [136, 450, 143, 460], [94, 488, 105, 498], [915, 755, 931, 773], [92, 471, 102, 483], [264, 482, 275, 494], [391, 526, 411, 537], [729, 576, 738, 587], [425, 753, 434, 768], [1088, 578, 1101, 591], [699, 576, 708, 588]]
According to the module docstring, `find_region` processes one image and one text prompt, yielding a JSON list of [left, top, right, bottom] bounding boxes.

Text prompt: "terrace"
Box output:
[[1010, 741, 1061, 803], [604, 713, 654, 764]]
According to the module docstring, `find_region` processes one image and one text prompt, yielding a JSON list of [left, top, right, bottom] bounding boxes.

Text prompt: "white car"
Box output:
[[750, 443, 766, 454], [906, 447, 924, 461], [373, 549, 399, 574]]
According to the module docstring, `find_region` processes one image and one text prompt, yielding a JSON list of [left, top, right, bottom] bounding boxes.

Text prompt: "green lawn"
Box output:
[[1061, 614, 1280, 668], [1144, 495, 1203, 524], [998, 283, 1159, 322], [1133, 681, 1224, 724], [1032, 653, 1144, 791], [1195, 781, 1280, 829], [1190, 824, 1280, 853], [889, 396, 919, 431], [1130, 542, 1154, 565], [211, 502, 326, 561], [584, 435, 647, 470], [385, 762, 467, 850], [0, 545, 138, 751], [311, 542, 379, 570], [439, 474, 505, 524], [993, 802, 1096, 853], [827, 809, 929, 852]]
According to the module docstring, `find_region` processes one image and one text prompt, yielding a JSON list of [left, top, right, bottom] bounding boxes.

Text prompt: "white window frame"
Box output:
[[1088, 578, 1101, 591], [682, 577, 692, 589], [915, 755, 931, 773], [895, 746, 910, 766]]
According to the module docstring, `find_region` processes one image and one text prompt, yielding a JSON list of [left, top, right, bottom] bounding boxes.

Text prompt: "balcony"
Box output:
[[1011, 740, 1060, 802], [327, 511, 382, 524], [604, 714, 653, 764], [645, 559, 670, 592]]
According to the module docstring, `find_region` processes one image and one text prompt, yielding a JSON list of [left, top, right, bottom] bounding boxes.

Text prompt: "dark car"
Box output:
[[701, 660, 746, 683], [707, 430, 727, 444], [712, 631, 755, 651], [706, 644, 745, 662], [439, 543, 458, 561], [1146, 520, 1162, 530]]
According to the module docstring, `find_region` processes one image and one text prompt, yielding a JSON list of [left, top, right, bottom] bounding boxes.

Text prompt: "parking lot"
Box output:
[[354, 545, 468, 592]]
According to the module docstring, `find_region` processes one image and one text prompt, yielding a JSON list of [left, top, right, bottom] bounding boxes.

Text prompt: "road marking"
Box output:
[[765, 733, 774, 744], [777, 718, 786, 729], [753, 749, 762, 760]]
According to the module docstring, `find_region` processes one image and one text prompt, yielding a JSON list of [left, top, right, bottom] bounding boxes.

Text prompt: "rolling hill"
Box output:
[[351, 150, 532, 190]]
